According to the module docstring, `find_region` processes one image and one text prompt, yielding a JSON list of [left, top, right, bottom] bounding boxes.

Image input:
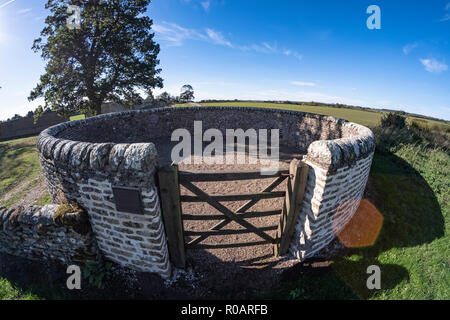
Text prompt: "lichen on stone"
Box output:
[[53, 202, 90, 235], [8, 206, 25, 226]]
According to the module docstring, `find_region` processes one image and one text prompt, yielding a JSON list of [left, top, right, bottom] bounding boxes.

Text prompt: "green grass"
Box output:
[[69, 114, 86, 121], [35, 191, 51, 206], [0, 279, 41, 300], [0, 136, 41, 199], [271, 134, 449, 299]]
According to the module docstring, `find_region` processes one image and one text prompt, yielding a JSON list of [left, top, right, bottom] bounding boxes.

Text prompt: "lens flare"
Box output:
[[335, 199, 383, 248]]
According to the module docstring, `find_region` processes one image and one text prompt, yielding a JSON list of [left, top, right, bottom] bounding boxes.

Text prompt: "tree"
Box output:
[[380, 112, 406, 129], [144, 90, 154, 102], [179, 84, 194, 102], [29, 0, 163, 117], [157, 91, 174, 104]]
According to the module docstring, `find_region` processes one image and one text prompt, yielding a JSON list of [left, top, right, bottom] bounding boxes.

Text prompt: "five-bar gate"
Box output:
[[158, 159, 309, 268]]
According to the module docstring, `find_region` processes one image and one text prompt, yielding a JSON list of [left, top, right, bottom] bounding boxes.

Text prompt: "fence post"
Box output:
[[158, 164, 186, 268], [274, 159, 309, 256]]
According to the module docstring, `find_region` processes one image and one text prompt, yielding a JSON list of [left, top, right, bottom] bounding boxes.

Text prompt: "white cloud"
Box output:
[[262, 42, 276, 52], [18, 8, 32, 14], [239, 43, 302, 60], [440, 3, 450, 21], [153, 22, 206, 46], [153, 22, 302, 61], [403, 42, 418, 55], [419, 58, 448, 73], [153, 22, 233, 48], [290, 81, 316, 87], [0, 0, 16, 9], [205, 28, 232, 47], [239, 42, 278, 54], [201, 1, 210, 11], [283, 49, 302, 60]]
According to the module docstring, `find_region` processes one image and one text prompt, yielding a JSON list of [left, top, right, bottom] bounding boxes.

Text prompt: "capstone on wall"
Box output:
[[37, 124, 171, 278], [37, 106, 374, 269]]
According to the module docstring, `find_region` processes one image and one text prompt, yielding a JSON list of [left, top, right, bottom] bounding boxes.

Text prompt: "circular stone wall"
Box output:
[[37, 106, 375, 276]]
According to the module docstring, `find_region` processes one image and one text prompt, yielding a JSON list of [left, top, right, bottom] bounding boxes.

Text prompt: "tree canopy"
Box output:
[[180, 84, 194, 102], [29, 0, 163, 117]]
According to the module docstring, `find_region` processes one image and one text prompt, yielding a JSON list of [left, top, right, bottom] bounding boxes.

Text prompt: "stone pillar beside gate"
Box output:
[[37, 129, 171, 278], [289, 133, 375, 261]]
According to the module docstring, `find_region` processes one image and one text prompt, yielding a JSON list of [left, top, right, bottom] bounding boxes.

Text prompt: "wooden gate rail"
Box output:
[[158, 161, 309, 268], [182, 209, 282, 221], [180, 180, 277, 244], [183, 173, 288, 248], [178, 169, 289, 182], [184, 225, 277, 236], [180, 191, 285, 202], [188, 241, 271, 250]]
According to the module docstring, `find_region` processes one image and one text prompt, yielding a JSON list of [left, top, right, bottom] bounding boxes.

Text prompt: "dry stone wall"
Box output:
[[0, 204, 96, 264], [37, 122, 171, 278], [37, 106, 374, 272], [0, 111, 66, 142]]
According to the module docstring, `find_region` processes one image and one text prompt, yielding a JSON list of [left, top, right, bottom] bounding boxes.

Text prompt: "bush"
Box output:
[[373, 124, 449, 154], [373, 126, 419, 154], [380, 112, 406, 129]]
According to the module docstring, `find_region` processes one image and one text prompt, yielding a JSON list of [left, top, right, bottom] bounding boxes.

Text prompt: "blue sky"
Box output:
[[0, 0, 449, 121]]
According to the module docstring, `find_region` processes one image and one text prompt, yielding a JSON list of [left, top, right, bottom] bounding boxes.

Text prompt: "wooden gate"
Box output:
[[157, 159, 309, 268]]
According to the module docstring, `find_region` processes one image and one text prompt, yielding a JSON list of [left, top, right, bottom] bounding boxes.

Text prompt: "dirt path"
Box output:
[[0, 174, 47, 209]]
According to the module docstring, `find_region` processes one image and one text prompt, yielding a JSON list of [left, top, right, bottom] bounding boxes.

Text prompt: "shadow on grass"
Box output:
[[272, 150, 444, 299]]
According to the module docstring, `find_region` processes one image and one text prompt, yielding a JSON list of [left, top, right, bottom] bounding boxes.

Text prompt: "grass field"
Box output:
[[198, 102, 450, 131], [200, 101, 383, 127], [0, 136, 42, 206], [271, 139, 449, 299], [69, 114, 86, 121], [0, 104, 448, 300]]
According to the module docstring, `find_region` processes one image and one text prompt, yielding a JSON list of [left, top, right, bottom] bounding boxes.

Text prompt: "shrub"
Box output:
[[380, 112, 406, 129], [373, 126, 419, 153]]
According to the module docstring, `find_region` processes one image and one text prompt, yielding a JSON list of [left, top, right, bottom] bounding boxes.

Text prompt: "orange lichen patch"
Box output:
[[336, 199, 383, 248]]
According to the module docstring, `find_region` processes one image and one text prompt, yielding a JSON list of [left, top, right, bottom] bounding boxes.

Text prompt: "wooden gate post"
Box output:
[[158, 165, 186, 268], [274, 159, 309, 256]]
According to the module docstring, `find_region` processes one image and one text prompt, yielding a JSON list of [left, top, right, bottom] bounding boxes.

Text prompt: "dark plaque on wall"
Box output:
[[112, 186, 143, 215]]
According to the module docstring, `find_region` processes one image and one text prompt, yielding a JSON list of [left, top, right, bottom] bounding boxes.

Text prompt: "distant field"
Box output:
[[199, 102, 383, 127], [69, 114, 86, 121], [194, 102, 449, 130]]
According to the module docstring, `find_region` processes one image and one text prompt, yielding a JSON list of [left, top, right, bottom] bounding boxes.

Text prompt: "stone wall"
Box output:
[[290, 154, 374, 259], [37, 123, 171, 278], [0, 112, 67, 142], [0, 204, 96, 264], [37, 106, 374, 270]]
